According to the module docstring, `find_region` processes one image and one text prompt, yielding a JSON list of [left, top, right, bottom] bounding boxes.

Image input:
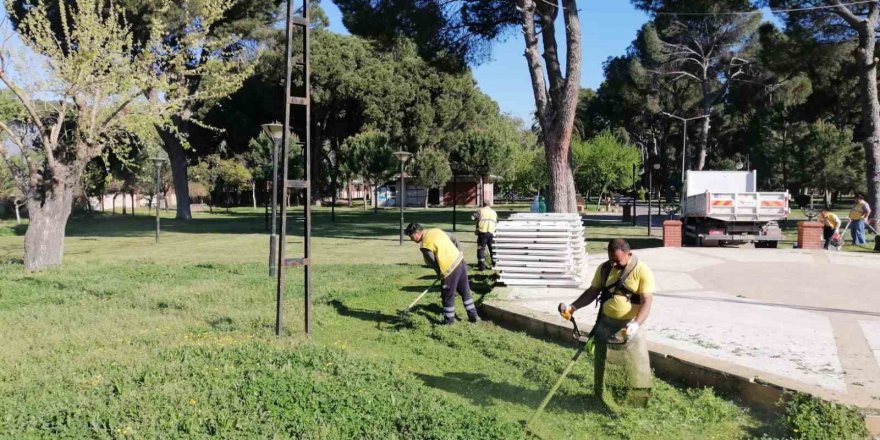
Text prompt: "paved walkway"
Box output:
[[487, 246, 880, 413]]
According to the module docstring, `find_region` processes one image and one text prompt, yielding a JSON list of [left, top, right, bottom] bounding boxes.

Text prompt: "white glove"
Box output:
[[625, 321, 640, 339]]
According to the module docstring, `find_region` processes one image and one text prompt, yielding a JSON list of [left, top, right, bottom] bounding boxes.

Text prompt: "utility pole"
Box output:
[[661, 112, 709, 192]]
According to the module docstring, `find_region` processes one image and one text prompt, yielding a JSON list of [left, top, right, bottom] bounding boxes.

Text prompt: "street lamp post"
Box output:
[[152, 158, 166, 244], [262, 123, 284, 277], [648, 163, 660, 236], [631, 164, 637, 226], [661, 112, 709, 188], [394, 151, 413, 245]]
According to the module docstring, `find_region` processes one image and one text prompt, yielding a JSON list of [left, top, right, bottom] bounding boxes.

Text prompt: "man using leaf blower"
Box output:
[[405, 223, 480, 325], [558, 238, 654, 405]]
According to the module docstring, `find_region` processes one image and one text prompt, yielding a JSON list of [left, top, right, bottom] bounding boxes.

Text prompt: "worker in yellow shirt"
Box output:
[[558, 238, 654, 405], [471, 201, 497, 271], [405, 223, 480, 325], [849, 193, 872, 246], [818, 207, 841, 250]]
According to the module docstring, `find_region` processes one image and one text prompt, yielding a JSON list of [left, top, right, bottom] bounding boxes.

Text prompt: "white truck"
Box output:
[[681, 171, 790, 247]]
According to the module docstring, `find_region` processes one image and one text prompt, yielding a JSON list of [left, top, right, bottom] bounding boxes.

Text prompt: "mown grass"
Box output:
[[0, 207, 805, 439]]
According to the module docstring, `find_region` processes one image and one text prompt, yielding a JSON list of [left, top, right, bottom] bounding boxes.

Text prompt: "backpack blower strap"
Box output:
[[588, 256, 640, 339]]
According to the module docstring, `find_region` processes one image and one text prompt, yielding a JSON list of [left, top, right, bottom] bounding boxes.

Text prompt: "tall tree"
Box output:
[[0, 0, 195, 270], [412, 147, 452, 208], [10, 0, 283, 220], [333, 0, 582, 212], [634, 0, 761, 171], [343, 131, 396, 212], [572, 131, 641, 205], [762, 0, 880, 221], [454, 130, 516, 206]]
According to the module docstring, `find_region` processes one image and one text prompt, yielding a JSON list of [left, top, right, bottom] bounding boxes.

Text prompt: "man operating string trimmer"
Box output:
[[405, 223, 480, 325], [558, 238, 654, 405]]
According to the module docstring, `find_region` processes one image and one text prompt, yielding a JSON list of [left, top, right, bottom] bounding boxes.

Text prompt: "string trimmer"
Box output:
[[525, 305, 593, 434], [397, 278, 439, 317]]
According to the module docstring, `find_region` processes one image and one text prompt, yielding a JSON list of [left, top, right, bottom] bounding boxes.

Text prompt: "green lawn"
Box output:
[[0, 207, 808, 439]]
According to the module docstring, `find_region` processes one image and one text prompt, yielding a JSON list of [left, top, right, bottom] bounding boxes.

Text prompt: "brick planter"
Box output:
[[797, 222, 823, 250], [663, 220, 683, 247]]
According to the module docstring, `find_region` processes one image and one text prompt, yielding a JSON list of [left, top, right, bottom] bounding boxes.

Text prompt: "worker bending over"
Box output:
[[471, 201, 497, 270], [405, 223, 479, 325], [559, 238, 654, 405]]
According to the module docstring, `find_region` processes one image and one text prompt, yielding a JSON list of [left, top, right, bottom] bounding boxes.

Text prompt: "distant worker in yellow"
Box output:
[[405, 223, 479, 325], [558, 238, 654, 405], [471, 201, 497, 271]]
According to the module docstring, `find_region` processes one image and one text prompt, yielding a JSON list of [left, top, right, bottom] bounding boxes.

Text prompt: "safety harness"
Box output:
[[588, 256, 640, 338]]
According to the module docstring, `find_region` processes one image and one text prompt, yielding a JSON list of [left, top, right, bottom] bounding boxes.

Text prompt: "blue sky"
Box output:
[[322, 1, 651, 122]]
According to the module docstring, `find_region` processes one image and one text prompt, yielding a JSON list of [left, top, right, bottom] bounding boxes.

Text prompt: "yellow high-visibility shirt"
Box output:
[[421, 228, 463, 278], [476, 207, 497, 234], [821, 212, 840, 229], [590, 261, 655, 321]]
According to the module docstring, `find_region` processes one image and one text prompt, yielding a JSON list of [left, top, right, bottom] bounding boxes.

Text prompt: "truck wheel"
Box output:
[[756, 241, 777, 249]]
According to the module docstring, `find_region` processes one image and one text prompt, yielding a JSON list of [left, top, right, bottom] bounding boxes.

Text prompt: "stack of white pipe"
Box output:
[[493, 213, 588, 288]]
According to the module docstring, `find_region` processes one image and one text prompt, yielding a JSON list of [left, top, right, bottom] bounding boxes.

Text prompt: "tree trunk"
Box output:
[[130, 190, 136, 215], [157, 125, 193, 220], [373, 183, 379, 213], [331, 172, 337, 222], [347, 179, 353, 207], [112, 194, 117, 214], [122, 193, 127, 214], [855, 25, 880, 222], [697, 84, 711, 171], [478, 175, 484, 206], [14, 200, 22, 224], [363, 185, 368, 210], [518, 0, 581, 214], [24, 184, 74, 271], [545, 135, 578, 213], [252, 182, 257, 210]]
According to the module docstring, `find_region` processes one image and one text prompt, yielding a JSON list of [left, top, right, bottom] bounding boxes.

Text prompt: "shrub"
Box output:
[[783, 393, 868, 440]]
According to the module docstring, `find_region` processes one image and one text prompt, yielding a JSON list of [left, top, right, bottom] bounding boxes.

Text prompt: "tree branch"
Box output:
[[831, 0, 864, 29], [0, 69, 56, 174], [0, 120, 37, 191], [518, 0, 549, 126], [537, 1, 563, 104], [559, 0, 581, 131]]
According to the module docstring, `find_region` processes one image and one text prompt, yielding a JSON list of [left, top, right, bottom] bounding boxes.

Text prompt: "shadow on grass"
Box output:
[[414, 371, 610, 416], [328, 299, 399, 326], [41, 209, 480, 240]]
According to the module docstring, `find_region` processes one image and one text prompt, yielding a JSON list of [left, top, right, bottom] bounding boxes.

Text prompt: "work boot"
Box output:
[[468, 313, 482, 323], [442, 317, 457, 326]]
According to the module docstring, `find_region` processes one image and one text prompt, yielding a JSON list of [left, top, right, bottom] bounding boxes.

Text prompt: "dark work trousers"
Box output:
[[441, 262, 477, 323], [823, 226, 835, 249], [476, 232, 495, 269]]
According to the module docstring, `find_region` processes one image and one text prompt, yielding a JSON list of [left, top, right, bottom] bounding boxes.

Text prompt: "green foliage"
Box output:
[[454, 130, 515, 182], [0, 209, 823, 439], [795, 121, 864, 195], [572, 131, 641, 198], [191, 155, 252, 205], [783, 393, 868, 440], [0, 342, 524, 438], [412, 147, 452, 189], [344, 131, 396, 186]]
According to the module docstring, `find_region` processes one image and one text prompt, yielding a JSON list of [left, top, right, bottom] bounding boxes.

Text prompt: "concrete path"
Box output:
[[486, 246, 880, 415]]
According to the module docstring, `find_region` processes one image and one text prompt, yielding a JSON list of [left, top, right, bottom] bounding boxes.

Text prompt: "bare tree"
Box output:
[[0, 0, 226, 271], [642, 12, 760, 170]]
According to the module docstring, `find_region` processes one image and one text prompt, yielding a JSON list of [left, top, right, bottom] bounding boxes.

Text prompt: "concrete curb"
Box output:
[[479, 298, 880, 436]]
